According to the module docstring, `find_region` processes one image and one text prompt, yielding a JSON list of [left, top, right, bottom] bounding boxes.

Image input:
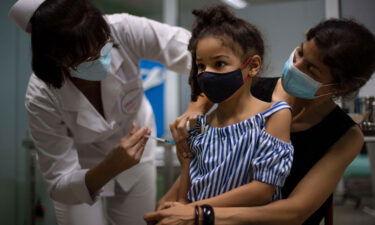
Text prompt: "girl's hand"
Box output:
[[105, 123, 151, 173], [144, 204, 195, 225]]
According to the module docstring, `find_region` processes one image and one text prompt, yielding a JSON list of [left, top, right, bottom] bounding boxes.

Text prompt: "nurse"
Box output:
[[8, 0, 205, 224]]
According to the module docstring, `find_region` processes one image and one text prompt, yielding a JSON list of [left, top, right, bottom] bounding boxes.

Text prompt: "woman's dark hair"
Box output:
[[306, 18, 375, 97], [30, 0, 111, 88], [188, 4, 264, 101]]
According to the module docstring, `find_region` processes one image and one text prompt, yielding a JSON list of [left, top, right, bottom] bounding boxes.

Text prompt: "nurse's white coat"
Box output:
[[25, 13, 191, 205]]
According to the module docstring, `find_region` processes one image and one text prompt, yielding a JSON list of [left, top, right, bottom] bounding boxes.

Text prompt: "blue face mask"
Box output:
[[70, 42, 113, 81], [281, 49, 335, 99]]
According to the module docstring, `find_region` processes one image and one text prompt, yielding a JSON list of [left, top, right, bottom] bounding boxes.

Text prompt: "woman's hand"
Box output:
[[106, 123, 151, 173], [144, 204, 195, 225], [175, 139, 193, 167], [169, 111, 200, 142], [158, 201, 186, 210], [170, 113, 199, 162], [170, 94, 212, 143]]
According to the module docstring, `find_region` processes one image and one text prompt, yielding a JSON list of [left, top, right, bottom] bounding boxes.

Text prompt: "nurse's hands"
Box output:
[[109, 124, 151, 172], [85, 124, 150, 196]]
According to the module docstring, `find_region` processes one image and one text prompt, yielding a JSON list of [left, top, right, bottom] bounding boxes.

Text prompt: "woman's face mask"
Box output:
[[281, 49, 336, 99], [70, 42, 113, 81]]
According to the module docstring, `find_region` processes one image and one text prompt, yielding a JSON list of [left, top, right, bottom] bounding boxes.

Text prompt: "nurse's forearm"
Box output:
[[85, 157, 121, 196]]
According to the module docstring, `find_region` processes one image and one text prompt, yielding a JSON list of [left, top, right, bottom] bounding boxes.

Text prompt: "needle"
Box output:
[[144, 135, 176, 145]]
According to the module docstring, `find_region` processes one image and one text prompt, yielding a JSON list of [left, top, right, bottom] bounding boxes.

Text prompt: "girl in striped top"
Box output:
[[173, 5, 294, 207]]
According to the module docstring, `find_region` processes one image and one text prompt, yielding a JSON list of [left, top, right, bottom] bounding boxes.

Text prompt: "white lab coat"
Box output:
[[25, 13, 191, 206]]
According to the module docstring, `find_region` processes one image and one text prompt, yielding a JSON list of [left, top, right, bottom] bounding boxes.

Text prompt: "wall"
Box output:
[[1, 0, 32, 224], [340, 0, 375, 97]]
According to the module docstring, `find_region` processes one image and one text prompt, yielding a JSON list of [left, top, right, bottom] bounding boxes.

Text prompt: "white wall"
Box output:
[[235, 0, 325, 77], [340, 0, 375, 97]]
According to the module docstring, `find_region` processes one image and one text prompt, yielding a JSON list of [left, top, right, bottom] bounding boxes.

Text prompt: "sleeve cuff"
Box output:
[[69, 169, 103, 205], [252, 170, 288, 187]]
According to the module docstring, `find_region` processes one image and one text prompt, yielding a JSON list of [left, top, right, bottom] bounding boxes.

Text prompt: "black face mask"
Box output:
[[197, 69, 245, 103]]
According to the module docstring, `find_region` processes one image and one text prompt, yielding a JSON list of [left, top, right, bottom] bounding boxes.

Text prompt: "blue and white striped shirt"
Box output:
[[187, 101, 294, 202]]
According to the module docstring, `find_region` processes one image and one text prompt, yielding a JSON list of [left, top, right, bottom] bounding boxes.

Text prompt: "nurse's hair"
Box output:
[[30, 0, 111, 88], [306, 18, 375, 97], [188, 4, 264, 101]]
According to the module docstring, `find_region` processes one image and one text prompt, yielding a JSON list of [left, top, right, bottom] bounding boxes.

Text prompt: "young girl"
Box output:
[[173, 5, 294, 206]]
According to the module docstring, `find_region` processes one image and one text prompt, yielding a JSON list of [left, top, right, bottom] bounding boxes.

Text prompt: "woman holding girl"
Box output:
[[145, 4, 375, 225]]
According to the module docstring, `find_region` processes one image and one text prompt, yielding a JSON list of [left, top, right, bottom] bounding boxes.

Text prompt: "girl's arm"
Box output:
[[144, 125, 364, 225]]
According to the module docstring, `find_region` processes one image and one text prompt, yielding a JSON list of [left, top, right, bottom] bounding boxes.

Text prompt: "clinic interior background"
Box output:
[[1, 0, 375, 224]]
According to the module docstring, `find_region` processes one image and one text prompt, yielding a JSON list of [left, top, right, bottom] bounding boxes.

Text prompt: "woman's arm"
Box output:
[[145, 124, 363, 225], [173, 134, 193, 204], [156, 176, 181, 210], [213, 125, 364, 225], [177, 162, 191, 204], [189, 181, 275, 207]]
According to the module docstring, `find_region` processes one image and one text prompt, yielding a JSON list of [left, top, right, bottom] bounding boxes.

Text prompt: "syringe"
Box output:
[[144, 135, 176, 145]]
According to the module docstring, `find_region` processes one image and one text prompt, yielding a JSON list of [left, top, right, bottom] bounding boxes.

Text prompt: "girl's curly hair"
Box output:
[[188, 4, 264, 101]]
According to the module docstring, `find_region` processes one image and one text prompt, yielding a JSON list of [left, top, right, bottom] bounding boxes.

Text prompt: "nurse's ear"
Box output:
[[247, 55, 262, 78]]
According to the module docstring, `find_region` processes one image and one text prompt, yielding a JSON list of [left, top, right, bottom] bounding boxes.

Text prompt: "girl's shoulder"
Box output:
[[262, 101, 293, 143], [261, 101, 292, 117]]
